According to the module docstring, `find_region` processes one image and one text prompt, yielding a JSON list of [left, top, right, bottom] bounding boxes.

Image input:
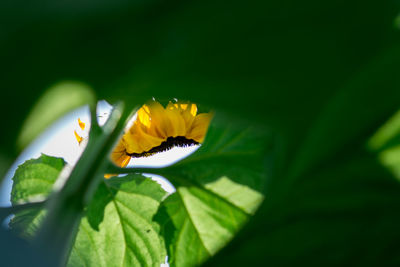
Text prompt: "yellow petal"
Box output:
[[78, 118, 85, 130], [167, 102, 176, 110], [74, 130, 83, 144], [106, 142, 132, 178], [164, 107, 186, 137], [137, 105, 151, 128], [145, 101, 169, 138], [118, 155, 131, 167], [190, 103, 197, 116], [179, 103, 188, 110], [110, 142, 131, 167], [180, 103, 197, 131], [124, 126, 164, 154], [186, 113, 213, 143]]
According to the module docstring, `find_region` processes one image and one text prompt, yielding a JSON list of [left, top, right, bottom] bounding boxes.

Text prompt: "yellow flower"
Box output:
[[111, 100, 213, 168]]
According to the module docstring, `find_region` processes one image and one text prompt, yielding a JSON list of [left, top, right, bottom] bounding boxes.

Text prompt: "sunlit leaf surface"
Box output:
[[155, 117, 270, 266], [68, 175, 168, 267]]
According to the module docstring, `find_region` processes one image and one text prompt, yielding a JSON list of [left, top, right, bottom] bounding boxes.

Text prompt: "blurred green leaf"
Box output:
[[204, 54, 400, 266], [284, 47, 400, 187], [0, 227, 53, 267], [17, 81, 95, 150], [206, 143, 400, 266], [368, 109, 400, 152], [2, 0, 400, 265], [68, 174, 167, 267], [368, 109, 400, 181], [9, 207, 47, 240]]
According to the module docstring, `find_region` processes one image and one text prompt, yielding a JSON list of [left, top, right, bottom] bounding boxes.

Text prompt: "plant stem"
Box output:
[[33, 102, 134, 267]]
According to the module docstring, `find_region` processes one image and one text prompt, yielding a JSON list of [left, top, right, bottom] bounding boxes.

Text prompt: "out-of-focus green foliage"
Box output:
[[17, 82, 95, 150], [369, 110, 400, 181], [1, 0, 400, 266]]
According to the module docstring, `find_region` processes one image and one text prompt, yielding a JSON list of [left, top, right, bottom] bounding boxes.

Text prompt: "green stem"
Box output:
[[34, 102, 135, 267], [105, 161, 165, 175]]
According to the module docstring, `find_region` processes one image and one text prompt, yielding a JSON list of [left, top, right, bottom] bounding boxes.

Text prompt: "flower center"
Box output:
[[127, 136, 199, 158]]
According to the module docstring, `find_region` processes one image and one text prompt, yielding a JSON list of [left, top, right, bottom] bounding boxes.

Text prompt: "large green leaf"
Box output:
[[10, 154, 168, 266], [206, 144, 400, 266], [205, 86, 400, 265], [68, 174, 168, 267], [153, 116, 271, 266]]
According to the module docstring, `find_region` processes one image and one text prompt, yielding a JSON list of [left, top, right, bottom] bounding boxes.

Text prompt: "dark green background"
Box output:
[[1, 0, 400, 265]]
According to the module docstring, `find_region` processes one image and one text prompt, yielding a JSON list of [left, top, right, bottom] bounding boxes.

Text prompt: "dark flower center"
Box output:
[[127, 136, 199, 158]]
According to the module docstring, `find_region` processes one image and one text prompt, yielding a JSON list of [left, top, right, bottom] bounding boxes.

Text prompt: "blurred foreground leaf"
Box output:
[[369, 109, 400, 181], [204, 66, 400, 266], [206, 145, 400, 266], [17, 81, 95, 150], [0, 227, 52, 267], [2, 0, 400, 265]]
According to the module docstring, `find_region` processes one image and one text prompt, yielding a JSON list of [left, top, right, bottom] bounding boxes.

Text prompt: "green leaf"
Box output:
[[155, 116, 271, 266], [68, 174, 168, 267], [11, 153, 168, 266], [10, 154, 65, 239], [11, 154, 65, 204], [17, 81, 95, 150], [206, 145, 400, 266]]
